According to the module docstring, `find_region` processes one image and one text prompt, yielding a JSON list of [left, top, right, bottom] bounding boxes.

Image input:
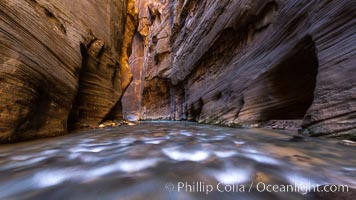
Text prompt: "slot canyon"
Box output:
[[0, 0, 355, 199]]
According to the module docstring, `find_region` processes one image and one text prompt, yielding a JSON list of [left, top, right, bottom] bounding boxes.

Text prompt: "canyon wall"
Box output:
[[0, 0, 355, 142], [0, 0, 136, 142], [125, 0, 355, 139]]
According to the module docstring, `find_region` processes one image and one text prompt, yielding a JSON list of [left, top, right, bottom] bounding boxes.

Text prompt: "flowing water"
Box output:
[[0, 122, 355, 200]]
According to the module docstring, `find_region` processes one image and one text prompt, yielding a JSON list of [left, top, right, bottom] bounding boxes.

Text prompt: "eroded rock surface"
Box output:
[[1, 0, 355, 142], [128, 0, 355, 139], [0, 0, 135, 142]]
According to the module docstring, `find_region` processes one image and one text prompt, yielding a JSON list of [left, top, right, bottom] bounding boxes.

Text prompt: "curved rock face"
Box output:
[[126, 0, 355, 139], [1, 0, 355, 142], [0, 0, 135, 142]]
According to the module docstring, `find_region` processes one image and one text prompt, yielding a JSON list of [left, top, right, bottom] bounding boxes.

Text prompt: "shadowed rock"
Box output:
[[0, 0, 135, 142], [132, 0, 355, 139]]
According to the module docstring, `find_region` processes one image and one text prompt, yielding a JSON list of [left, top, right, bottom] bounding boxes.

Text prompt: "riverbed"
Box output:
[[0, 122, 354, 200]]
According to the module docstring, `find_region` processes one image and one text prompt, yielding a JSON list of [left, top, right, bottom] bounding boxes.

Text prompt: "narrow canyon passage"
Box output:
[[0, 0, 355, 199], [0, 122, 355, 200]]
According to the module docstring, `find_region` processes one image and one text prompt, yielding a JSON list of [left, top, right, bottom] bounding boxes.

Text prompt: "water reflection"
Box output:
[[0, 122, 354, 200]]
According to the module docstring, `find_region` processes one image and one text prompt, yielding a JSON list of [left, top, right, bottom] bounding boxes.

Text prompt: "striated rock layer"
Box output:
[[1, 0, 355, 142], [128, 0, 356, 139], [0, 0, 136, 142]]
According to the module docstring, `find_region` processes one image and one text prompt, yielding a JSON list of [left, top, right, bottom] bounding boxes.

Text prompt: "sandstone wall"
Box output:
[[0, 0, 135, 142], [1, 0, 355, 142], [131, 0, 355, 139]]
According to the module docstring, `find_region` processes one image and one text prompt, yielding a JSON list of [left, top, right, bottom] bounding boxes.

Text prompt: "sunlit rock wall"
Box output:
[[0, 0, 135, 142], [131, 0, 355, 139], [122, 0, 174, 120]]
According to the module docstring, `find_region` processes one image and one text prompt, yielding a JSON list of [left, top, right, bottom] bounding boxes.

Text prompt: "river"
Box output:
[[0, 122, 354, 200]]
